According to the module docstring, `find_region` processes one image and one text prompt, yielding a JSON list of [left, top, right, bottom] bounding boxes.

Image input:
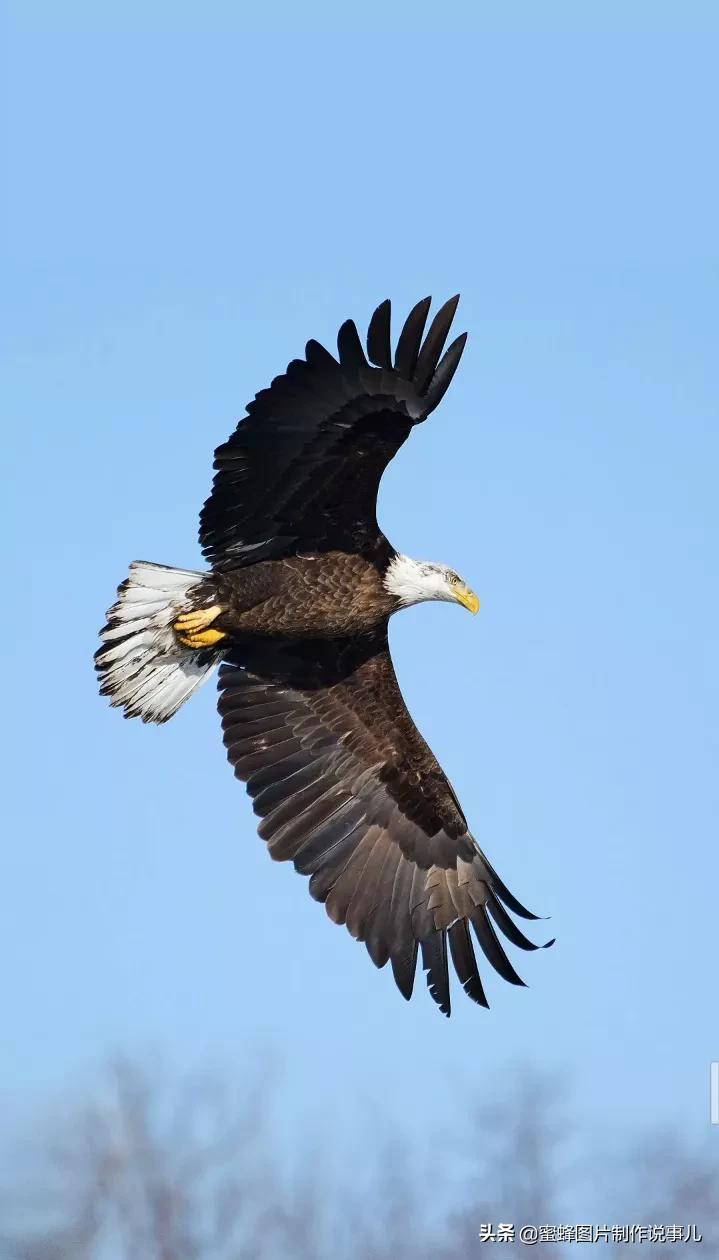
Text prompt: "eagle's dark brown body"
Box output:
[[96, 295, 551, 1016], [205, 550, 397, 640]]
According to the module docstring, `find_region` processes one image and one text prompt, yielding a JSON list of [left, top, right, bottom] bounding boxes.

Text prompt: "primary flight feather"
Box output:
[[96, 295, 551, 1016]]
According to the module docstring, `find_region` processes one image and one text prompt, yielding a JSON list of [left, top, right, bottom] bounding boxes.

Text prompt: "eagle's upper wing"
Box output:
[[218, 629, 550, 1015], [200, 296, 467, 569]]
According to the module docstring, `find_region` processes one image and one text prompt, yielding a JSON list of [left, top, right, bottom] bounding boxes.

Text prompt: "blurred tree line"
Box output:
[[0, 1057, 715, 1259]]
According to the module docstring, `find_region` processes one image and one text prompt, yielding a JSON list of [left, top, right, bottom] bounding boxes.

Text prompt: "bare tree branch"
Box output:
[[2, 1057, 717, 1260]]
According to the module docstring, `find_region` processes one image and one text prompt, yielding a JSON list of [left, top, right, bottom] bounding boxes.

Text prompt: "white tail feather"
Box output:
[[96, 562, 221, 723]]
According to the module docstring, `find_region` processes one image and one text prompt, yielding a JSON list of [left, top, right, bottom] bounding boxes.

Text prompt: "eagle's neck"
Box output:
[[382, 553, 450, 609]]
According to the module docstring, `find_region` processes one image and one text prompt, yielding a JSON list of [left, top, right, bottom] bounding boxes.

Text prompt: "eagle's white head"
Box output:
[[384, 554, 480, 614]]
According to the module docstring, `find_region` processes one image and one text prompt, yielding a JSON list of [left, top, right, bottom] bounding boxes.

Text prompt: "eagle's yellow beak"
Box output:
[[455, 583, 480, 615]]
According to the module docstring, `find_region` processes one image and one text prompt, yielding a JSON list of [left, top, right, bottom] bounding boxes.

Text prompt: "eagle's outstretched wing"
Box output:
[[218, 629, 550, 1015], [200, 297, 466, 569]]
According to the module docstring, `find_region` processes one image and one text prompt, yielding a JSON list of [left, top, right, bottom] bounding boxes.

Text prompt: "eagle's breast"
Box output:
[[220, 550, 395, 639]]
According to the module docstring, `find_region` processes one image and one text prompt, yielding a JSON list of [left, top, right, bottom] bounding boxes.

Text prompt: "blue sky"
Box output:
[[2, 0, 718, 1167]]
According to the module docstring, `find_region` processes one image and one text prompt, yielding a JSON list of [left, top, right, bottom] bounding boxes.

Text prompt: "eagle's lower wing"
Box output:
[[200, 296, 466, 569], [218, 630, 549, 1015]]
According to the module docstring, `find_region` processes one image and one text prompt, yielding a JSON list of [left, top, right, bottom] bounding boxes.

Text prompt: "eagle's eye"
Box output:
[[448, 572, 460, 585]]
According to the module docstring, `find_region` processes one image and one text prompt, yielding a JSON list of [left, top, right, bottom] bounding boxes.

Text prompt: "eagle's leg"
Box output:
[[173, 604, 227, 649]]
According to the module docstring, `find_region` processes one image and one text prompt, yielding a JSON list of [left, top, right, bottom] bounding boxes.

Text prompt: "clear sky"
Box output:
[[2, 0, 718, 1168]]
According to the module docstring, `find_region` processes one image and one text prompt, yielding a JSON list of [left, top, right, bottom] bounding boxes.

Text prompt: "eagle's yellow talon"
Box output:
[[174, 604, 225, 648], [177, 626, 227, 649], [174, 604, 223, 633]]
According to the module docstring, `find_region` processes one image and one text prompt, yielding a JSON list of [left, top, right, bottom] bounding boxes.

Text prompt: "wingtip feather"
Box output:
[[394, 296, 432, 379], [366, 299, 392, 368], [336, 319, 367, 369]]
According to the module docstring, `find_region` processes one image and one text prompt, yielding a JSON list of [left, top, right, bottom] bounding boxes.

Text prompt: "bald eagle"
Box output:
[[96, 296, 551, 1015]]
